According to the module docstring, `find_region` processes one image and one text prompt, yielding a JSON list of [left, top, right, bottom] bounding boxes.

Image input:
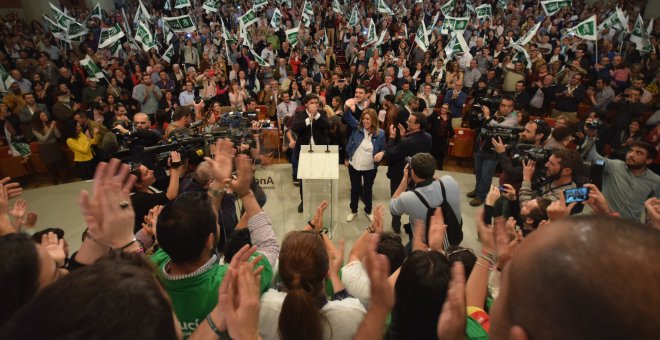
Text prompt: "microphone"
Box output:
[[308, 113, 314, 153]]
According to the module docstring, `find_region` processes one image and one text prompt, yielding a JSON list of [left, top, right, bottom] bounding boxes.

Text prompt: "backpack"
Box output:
[[412, 179, 463, 248]]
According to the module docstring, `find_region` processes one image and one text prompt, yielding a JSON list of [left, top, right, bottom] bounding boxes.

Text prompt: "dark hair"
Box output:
[[447, 246, 477, 278], [0, 233, 40, 327], [156, 192, 218, 263], [384, 94, 395, 103], [551, 126, 573, 142], [302, 93, 319, 104], [411, 112, 427, 130], [526, 197, 551, 229], [278, 231, 328, 340], [223, 228, 252, 263], [530, 120, 552, 142], [552, 148, 582, 174], [31, 110, 49, 133], [377, 233, 405, 275], [631, 141, 657, 161], [172, 106, 190, 122], [390, 250, 450, 339], [244, 97, 256, 106], [355, 84, 367, 93], [59, 119, 78, 140], [500, 95, 514, 105], [0, 252, 178, 339], [410, 153, 436, 179]]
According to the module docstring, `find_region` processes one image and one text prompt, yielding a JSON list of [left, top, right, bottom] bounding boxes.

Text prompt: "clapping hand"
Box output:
[[522, 159, 536, 182], [372, 204, 384, 233], [205, 139, 236, 185], [41, 231, 66, 267], [644, 197, 660, 230], [436, 262, 466, 340], [10, 198, 27, 230], [141, 205, 163, 237], [310, 200, 329, 230], [78, 159, 137, 249]]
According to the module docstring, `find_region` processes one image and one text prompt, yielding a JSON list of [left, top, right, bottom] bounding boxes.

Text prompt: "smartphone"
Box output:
[[564, 187, 590, 204]]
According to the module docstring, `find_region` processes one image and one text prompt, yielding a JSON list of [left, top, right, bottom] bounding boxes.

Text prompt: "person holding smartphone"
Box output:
[[519, 148, 582, 208]]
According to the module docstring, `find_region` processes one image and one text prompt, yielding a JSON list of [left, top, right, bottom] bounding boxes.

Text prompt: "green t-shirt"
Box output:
[[466, 315, 489, 339], [151, 249, 273, 338]]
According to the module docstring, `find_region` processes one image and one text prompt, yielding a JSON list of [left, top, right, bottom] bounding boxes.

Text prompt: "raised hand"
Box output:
[[41, 231, 66, 267], [311, 200, 329, 230], [0, 177, 22, 199], [428, 207, 447, 253], [10, 198, 27, 229], [547, 191, 577, 222], [205, 139, 236, 185], [364, 233, 394, 309], [437, 262, 466, 340], [372, 204, 384, 233], [78, 159, 137, 249], [141, 205, 163, 237], [230, 154, 254, 197]]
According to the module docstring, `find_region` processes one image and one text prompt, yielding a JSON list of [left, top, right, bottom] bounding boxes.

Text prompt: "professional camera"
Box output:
[[585, 120, 603, 130], [467, 95, 501, 128], [512, 144, 552, 165], [480, 125, 523, 146]]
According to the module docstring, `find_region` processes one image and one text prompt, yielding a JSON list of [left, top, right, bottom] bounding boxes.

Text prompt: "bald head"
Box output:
[[491, 215, 660, 340]]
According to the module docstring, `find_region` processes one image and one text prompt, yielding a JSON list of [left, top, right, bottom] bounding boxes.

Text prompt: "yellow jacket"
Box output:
[[66, 132, 98, 162]]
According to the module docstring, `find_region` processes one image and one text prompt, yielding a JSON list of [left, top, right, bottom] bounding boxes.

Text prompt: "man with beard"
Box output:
[[584, 140, 660, 220], [519, 148, 581, 206]]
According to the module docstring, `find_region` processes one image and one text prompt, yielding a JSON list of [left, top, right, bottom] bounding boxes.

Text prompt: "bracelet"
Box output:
[[320, 228, 329, 235], [206, 314, 228, 338], [170, 161, 183, 168], [481, 251, 498, 264], [118, 237, 137, 250], [366, 225, 375, 233], [475, 260, 491, 270], [308, 220, 316, 229]]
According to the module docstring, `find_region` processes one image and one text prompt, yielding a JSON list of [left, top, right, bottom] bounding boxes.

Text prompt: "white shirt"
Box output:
[[349, 130, 374, 171], [259, 289, 366, 340], [341, 261, 371, 308], [276, 101, 297, 120]]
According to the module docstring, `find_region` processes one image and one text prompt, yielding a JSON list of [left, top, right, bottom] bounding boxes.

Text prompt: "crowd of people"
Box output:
[[1, 0, 660, 338]]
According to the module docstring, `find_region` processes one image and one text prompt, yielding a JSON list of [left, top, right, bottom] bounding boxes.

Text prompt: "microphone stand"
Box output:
[[308, 112, 314, 153]]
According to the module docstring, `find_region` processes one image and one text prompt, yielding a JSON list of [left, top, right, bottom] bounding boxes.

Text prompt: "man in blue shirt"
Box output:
[[443, 79, 467, 129]]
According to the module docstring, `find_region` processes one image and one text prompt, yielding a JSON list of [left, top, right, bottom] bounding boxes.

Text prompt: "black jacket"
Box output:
[[290, 108, 330, 146], [384, 130, 432, 180]]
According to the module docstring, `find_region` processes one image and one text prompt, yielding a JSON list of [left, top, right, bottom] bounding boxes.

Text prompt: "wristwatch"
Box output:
[[320, 228, 329, 235]]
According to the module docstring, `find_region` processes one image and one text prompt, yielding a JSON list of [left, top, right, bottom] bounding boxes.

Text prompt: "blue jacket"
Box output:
[[343, 109, 386, 164]]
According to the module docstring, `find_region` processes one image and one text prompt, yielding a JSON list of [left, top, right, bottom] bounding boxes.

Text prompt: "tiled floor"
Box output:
[[20, 161, 489, 256]]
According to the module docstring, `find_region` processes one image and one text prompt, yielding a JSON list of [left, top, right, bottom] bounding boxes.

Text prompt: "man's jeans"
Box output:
[[475, 151, 498, 200]]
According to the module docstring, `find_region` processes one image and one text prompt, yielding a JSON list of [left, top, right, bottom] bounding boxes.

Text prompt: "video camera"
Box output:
[[479, 125, 524, 146]]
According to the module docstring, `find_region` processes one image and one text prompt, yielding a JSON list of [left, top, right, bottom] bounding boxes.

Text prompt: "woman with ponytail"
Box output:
[[259, 231, 366, 339]]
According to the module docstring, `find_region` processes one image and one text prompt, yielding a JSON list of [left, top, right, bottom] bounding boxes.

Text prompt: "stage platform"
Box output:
[[20, 165, 490, 255]]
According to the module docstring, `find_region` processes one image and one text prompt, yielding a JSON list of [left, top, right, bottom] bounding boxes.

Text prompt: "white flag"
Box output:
[[511, 21, 541, 47], [135, 21, 157, 52], [630, 14, 645, 48], [440, 0, 455, 16], [90, 3, 102, 19], [444, 32, 469, 60], [239, 8, 259, 29], [202, 0, 219, 13], [362, 19, 378, 47], [475, 4, 492, 20], [162, 44, 175, 64], [270, 8, 283, 30], [286, 25, 300, 47], [0, 64, 15, 92], [377, 0, 394, 15], [80, 56, 105, 81], [348, 5, 359, 27], [414, 20, 429, 52], [332, 0, 343, 14], [251, 49, 269, 67], [442, 15, 470, 32], [567, 15, 597, 41], [98, 24, 125, 48], [163, 15, 196, 33], [512, 44, 533, 70], [174, 0, 191, 9], [540, 0, 572, 17]]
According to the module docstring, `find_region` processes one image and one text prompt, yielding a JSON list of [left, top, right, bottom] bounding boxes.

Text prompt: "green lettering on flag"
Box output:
[[239, 8, 258, 28], [286, 25, 300, 48], [174, 0, 191, 9], [440, 0, 455, 16], [540, 0, 572, 17], [475, 4, 491, 20], [80, 56, 104, 81], [163, 15, 196, 33], [90, 3, 102, 19], [202, 0, 219, 12], [568, 15, 597, 41]]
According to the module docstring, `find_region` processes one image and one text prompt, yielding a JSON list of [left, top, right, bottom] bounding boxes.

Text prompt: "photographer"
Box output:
[[520, 148, 581, 207], [492, 119, 552, 189], [129, 151, 182, 232], [583, 140, 660, 220], [467, 96, 518, 206], [165, 107, 192, 139]]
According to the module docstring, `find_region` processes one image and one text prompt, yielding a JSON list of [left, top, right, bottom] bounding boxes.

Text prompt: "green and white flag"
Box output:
[[174, 0, 191, 9], [251, 49, 269, 67], [163, 15, 196, 33], [540, 0, 572, 17], [332, 0, 343, 14], [80, 56, 104, 81], [567, 15, 597, 41], [50, 2, 75, 27], [286, 25, 300, 47], [134, 0, 151, 24], [163, 22, 174, 43], [301, 0, 313, 27], [377, 0, 394, 15], [90, 3, 102, 19], [440, 0, 455, 16], [239, 8, 258, 29], [221, 19, 237, 44], [444, 32, 469, 60], [67, 21, 88, 40], [98, 24, 125, 48], [414, 20, 429, 52], [598, 11, 621, 31], [443, 15, 470, 32], [376, 28, 387, 46], [202, 0, 219, 12], [121, 8, 132, 36], [512, 21, 540, 46], [616, 7, 629, 32], [161, 44, 175, 63], [475, 4, 491, 20], [630, 14, 645, 48], [512, 44, 532, 69], [270, 8, 283, 30], [43, 15, 67, 38], [362, 19, 377, 47], [497, 0, 508, 9], [0, 64, 15, 93], [164, 0, 171, 10], [465, 0, 475, 13], [253, 0, 268, 11], [110, 41, 122, 57], [135, 21, 157, 52], [348, 5, 359, 27]]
